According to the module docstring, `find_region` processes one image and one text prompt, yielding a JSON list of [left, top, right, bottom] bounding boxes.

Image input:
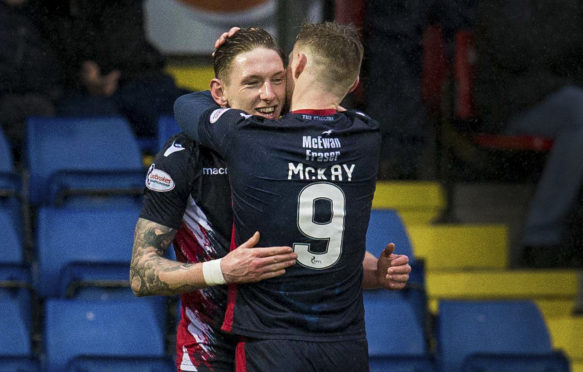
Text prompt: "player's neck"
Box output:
[[289, 85, 341, 112]]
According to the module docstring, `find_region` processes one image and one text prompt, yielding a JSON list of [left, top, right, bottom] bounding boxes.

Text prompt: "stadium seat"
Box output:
[[35, 205, 168, 331], [0, 208, 24, 267], [157, 115, 181, 152], [364, 290, 435, 372], [367, 209, 425, 278], [0, 208, 32, 328], [25, 116, 145, 206], [0, 297, 35, 370], [44, 299, 167, 372], [0, 126, 19, 194], [0, 127, 24, 239], [0, 357, 39, 372], [366, 209, 427, 327], [66, 356, 175, 372], [437, 299, 570, 372], [35, 205, 140, 299]]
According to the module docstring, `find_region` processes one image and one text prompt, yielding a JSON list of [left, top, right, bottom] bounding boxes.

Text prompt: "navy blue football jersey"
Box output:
[[139, 133, 236, 370], [195, 106, 381, 341]]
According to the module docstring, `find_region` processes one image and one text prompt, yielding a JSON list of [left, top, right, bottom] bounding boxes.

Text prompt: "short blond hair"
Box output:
[[294, 22, 363, 93]]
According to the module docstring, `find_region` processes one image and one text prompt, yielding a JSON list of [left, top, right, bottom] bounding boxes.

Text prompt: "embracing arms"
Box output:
[[130, 218, 297, 296]]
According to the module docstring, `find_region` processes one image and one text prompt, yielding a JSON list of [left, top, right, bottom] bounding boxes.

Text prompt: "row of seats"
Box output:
[[1, 293, 567, 372], [0, 296, 174, 371], [1, 115, 180, 208], [0, 115, 181, 371], [0, 116, 569, 371], [365, 210, 568, 371], [365, 297, 569, 372]]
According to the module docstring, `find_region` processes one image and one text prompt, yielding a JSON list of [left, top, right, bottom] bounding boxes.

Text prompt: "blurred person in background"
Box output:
[[474, 0, 583, 268], [0, 0, 62, 160], [29, 0, 183, 138], [363, 0, 476, 179]]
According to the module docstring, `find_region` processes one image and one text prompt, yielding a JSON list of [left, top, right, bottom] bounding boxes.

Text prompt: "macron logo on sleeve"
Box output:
[[164, 140, 185, 157]]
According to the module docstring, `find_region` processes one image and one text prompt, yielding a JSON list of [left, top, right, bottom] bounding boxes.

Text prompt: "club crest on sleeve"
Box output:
[[210, 108, 231, 123], [146, 164, 175, 192]]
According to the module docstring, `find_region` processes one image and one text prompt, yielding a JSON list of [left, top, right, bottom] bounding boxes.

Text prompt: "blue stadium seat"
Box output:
[[44, 299, 167, 372], [0, 357, 39, 372], [35, 205, 140, 299], [0, 209, 32, 328], [437, 299, 570, 372], [0, 208, 24, 266], [364, 290, 435, 371], [25, 116, 145, 206], [0, 298, 33, 366], [366, 209, 427, 327], [157, 115, 181, 152], [0, 127, 23, 239], [35, 205, 168, 332], [66, 356, 175, 372], [366, 209, 425, 284], [0, 126, 19, 192]]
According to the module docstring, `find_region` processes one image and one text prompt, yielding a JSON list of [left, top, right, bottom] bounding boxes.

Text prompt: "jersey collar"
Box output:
[[290, 109, 338, 116]]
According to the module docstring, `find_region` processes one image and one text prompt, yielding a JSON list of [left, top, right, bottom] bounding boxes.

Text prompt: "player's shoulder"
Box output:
[[146, 133, 200, 193], [207, 107, 257, 125], [155, 133, 200, 163], [342, 109, 380, 129]]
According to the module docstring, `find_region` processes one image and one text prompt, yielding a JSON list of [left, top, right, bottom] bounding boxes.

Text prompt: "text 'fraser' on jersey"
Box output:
[[302, 135, 342, 162]]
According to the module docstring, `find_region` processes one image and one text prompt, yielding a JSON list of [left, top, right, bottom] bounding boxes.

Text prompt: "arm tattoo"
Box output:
[[130, 218, 202, 296]]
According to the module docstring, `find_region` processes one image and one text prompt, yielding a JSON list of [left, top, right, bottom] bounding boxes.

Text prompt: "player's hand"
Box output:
[[80, 60, 120, 96], [212, 27, 241, 56], [221, 231, 297, 283], [376, 243, 410, 290]]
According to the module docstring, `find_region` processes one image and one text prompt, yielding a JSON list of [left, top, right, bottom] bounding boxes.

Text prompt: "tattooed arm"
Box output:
[[130, 218, 203, 296], [130, 217, 298, 297]]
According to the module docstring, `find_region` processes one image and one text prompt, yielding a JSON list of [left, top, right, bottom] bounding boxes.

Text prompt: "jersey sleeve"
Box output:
[[174, 90, 256, 158], [140, 134, 199, 229], [197, 107, 250, 158], [173, 90, 218, 142]]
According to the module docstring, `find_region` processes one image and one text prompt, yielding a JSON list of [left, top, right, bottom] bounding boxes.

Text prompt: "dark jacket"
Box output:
[[0, 2, 61, 96], [474, 0, 583, 132], [30, 0, 166, 90]]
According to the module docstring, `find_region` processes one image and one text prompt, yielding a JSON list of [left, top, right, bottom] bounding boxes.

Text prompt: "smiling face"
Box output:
[[219, 47, 286, 119]]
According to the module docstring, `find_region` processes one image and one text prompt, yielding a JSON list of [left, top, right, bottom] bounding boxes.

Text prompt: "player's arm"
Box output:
[[130, 218, 298, 296], [130, 218, 201, 296], [362, 244, 411, 290], [174, 91, 217, 142], [175, 90, 246, 156]]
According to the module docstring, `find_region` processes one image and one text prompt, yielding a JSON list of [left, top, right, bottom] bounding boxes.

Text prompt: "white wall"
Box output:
[[144, 0, 277, 55]]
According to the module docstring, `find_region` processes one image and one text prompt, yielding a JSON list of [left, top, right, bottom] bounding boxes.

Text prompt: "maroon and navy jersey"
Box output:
[[195, 108, 381, 341], [140, 133, 234, 371]]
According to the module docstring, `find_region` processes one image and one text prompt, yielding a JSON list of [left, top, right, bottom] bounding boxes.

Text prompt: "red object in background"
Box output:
[[453, 30, 554, 150], [177, 0, 268, 12], [334, 0, 365, 32], [454, 30, 477, 120], [334, 0, 366, 105], [422, 24, 449, 115]]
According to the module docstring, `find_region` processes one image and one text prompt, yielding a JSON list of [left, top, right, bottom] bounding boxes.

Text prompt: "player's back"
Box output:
[[198, 108, 381, 341]]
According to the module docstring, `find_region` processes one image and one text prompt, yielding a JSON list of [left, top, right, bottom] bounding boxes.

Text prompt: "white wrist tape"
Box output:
[[202, 259, 226, 286]]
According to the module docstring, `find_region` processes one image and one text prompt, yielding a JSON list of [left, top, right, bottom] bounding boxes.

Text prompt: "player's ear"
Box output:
[[210, 78, 228, 107], [348, 76, 360, 93], [293, 53, 307, 79]]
